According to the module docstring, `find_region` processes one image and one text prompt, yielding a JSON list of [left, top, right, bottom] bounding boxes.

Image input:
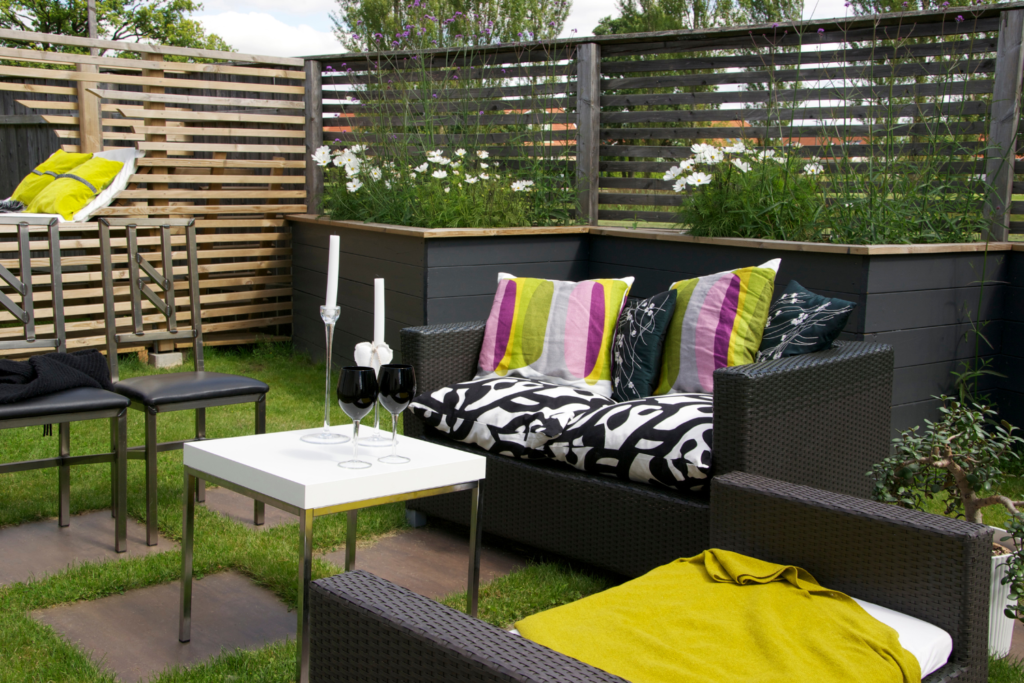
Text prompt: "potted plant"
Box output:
[[869, 397, 1024, 657]]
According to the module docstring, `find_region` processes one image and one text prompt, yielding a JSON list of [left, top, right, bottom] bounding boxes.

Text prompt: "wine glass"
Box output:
[[377, 364, 416, 464], [337, 367, 378, 469]]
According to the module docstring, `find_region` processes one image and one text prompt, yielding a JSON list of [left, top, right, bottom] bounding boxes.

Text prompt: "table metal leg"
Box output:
[[297, 508, 314, 683], [345, 509, 357, 571], [468, 483, 483, 618], [179, 471, 196, 643], [113, 411, 128, 553]]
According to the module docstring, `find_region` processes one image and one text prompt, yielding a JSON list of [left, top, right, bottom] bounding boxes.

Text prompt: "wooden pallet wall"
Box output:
[[0, 30, 307, 352]]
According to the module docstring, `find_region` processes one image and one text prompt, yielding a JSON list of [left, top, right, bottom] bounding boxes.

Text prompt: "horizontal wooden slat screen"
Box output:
[[593, 14, 1004, 226], [0, 31, 306, 353]]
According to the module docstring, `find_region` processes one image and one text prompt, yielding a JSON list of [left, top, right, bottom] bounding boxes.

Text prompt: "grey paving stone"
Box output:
[[324, 525, 526, 599], [32, 571, 295, 683], [0, 510, 167, 586], [199, 486, 296, 529]]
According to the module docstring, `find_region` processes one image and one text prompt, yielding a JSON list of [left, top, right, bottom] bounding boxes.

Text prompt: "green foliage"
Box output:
[[593, 0, 799, 34], [0, 0, 231, 56], [671, 143, 824, 241], [868, 398, 1024, 522], [331, 0, 570, 52]]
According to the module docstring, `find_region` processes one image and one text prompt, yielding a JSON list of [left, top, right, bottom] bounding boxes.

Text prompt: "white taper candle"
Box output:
[[373, 278, 385, 344], [325, 235, 339, 309]]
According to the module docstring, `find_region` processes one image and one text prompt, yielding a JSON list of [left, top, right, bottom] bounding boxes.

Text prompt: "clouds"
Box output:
[[198, 11, 341, 56]]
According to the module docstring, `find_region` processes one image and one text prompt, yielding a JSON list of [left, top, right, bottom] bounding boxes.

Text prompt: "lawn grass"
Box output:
[[1, 342, 1021, 681]]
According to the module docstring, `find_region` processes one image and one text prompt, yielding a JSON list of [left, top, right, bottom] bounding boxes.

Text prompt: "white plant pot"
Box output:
[[989, 533, 1015, 658]]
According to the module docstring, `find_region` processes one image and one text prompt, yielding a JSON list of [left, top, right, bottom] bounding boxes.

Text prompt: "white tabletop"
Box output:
[[183, 425, 486, 510]]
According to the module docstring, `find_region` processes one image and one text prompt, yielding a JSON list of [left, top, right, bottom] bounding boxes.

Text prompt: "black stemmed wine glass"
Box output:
[[377, 364, 416, 464], [337, 366, 378, 469]]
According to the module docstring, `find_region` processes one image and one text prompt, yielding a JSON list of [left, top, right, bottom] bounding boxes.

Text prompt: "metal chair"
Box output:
[[0, 216, 129, 552], [98, 218, 269, 547]]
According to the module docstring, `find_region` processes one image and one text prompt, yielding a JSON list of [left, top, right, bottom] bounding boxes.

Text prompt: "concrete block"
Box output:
[[148, 351, 183, 369]]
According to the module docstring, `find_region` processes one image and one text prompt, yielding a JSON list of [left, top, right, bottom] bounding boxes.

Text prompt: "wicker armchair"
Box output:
[[310, 472, 989, 683], [400, 321, 894, 578]]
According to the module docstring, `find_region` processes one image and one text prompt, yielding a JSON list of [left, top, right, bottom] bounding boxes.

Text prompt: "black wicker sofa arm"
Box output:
[[401, 321, 486, 439], [310, 472, 986, 683], [712, 340, 894, 499]]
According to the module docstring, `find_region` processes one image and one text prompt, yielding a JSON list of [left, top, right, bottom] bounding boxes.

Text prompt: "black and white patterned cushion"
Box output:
[[546, 394, 714, 493], [409, 377, 614, 459]]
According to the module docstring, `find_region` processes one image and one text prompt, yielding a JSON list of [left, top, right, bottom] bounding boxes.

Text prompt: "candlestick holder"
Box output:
[[301, 305, 349, 445]]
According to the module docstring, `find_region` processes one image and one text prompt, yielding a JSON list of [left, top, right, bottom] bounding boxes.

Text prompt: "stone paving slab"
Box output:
[[32, 571, 295, 683], [325, 525, 526, 599], [199, 486, 296, 529], [0, 510, 167, 586]]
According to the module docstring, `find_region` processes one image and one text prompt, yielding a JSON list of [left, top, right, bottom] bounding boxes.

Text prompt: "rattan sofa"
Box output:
[[400, 321, 895, 578], [310, 471, 989, 683]]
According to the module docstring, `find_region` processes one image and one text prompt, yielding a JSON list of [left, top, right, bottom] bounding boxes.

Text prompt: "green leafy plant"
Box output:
[[669, 141, 824, 241], [869, 397, 1024, 524]]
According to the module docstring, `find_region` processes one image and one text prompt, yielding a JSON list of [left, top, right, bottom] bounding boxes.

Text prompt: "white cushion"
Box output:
[[852, 598, 952, 677]]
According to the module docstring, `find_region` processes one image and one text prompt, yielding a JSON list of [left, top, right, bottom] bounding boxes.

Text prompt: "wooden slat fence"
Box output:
[[0, 32, 308, 354], [311, 3, 1024, 240]]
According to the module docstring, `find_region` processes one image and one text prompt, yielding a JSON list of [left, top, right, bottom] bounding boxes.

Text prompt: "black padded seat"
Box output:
[[114, 372, 269, 407], [0, 387, 130, 422]]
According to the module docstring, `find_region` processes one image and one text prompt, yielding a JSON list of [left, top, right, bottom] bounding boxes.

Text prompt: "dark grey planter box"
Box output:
[[288, 215, 1020, 434]]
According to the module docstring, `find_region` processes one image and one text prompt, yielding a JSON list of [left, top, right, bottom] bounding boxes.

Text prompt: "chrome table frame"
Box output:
[[178, 464, 484, 683]]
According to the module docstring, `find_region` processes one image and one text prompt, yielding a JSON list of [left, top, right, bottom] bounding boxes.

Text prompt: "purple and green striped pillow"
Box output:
[[654, 260, 779, 395], [476, 273, 634, 398]]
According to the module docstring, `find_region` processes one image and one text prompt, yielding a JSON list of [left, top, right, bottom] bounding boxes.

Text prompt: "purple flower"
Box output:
[[432, 93, 438, 97], [942, 1, 949, 6], [956, 14, 964, 21], [479, 110, 484, 114], [773, 22, 778, 27], [326, 65, 335, 71], [817, 27, 824, 32], [335, 138, 340, 142], [374, 32, 383, 39]]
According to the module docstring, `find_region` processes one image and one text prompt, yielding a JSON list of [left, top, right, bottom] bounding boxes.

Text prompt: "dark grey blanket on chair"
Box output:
[[0, 350, 114, 404]]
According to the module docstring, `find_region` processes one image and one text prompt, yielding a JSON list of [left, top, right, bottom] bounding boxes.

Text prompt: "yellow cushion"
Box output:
[[10, 150, 94, 205], [26, 157, 125, 221], [515, 549, 921, 683]]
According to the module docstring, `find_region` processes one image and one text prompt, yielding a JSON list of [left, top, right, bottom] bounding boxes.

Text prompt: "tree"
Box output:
[[0, 0, 232, 54], [331, 0, 571, 51], [593, 0, 799, 35]]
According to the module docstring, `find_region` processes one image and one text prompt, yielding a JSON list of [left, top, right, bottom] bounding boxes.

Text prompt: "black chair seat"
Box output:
[[114, 372, 270, 407], [0, 387, 130, 422]]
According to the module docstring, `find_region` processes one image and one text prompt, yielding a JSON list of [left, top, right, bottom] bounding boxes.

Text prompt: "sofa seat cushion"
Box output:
[[409, 377, 614, 459], [546, 393, 713, 493], [516, 549, 924, 683]]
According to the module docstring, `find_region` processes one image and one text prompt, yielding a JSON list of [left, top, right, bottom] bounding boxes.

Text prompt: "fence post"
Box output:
[[576, 43, 601, 226], [984, 9, 1024, 242], [304, 59, 323, 216]]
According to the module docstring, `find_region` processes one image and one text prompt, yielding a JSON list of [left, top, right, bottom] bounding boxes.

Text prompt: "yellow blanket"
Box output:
[[516, 549, 921, 683]]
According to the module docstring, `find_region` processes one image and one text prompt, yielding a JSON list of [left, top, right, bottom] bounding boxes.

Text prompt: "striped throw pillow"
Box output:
[[475, 273, 634, 398], [654, 260, 779, 395]]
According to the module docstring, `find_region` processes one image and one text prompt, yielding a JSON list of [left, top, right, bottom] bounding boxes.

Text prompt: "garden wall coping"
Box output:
[[289, 215, 1013, 255]]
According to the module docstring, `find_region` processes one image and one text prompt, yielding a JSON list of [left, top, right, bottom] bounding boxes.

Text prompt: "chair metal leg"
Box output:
[[468, 483, 483, 618], [58, 422, 70, 527], [253, 397, 266, 526], [345, 509, 357, 571], [145, 409, 159, 546], [113, 411, 128, 553], [195, 408, 206, 503], [110, 456, 117, 519]]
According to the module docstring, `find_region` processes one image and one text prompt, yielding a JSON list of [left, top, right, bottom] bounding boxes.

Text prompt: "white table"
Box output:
[[178, 425, 486, 683]]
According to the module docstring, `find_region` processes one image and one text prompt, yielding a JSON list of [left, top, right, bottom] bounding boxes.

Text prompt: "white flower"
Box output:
[[455, 148, 467, 157], [444, 187, 450, 193], [672, 178, 687, 193], [415, 163, 429, 173], [480, 163, 489, 169], [465, 176, 478, 184], [723, 141, 747, 154], [756, 149, 777, 161], [350, 144, 365, 154], [341, 95, 361, 105], [436, 157, 451, 166], [685, 171, 712, 186], [691, 142, 714, 156], [731, 159, 751, 173], [453, 169, 460, 175], [410, 172, 417, 180], [804, 162, 825, 175], [384, 180, 392, 189], [369, 167, 382, 180], [480, 173, 490, 180], [432, 169, 448, 179], [477, 150, 490, 159], [346, 178, 363, 192], [511, 180, 535, 192], [694, 147, 724, 165], [312, 146, 331, 167], [428, 149, 444, 158], [663, 165, 684, 182], [332, 154, 345, 167]]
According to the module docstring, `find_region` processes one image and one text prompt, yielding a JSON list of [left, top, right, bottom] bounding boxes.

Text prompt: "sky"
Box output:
[[195, 0, 852, 58]]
